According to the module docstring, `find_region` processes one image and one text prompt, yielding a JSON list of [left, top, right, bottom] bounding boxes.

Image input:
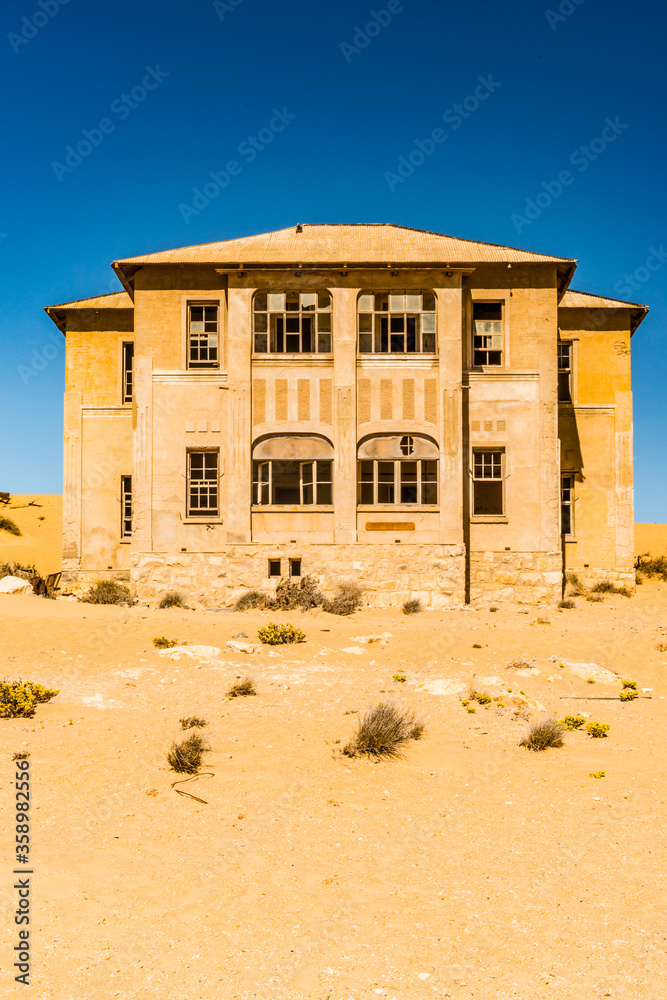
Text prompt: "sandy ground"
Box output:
[[0, 583, 666, 1000], [0, 496, 62, 578]]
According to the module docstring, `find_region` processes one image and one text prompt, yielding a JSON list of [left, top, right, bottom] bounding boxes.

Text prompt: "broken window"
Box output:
[[252, 460, 333, 505], [253, 291, 332, 354], [558, 342, 572, 402], [187, 451, 219, 516], [122, 342, 134, 403], [472, 302, 503, 367], [188, 304, 219, 369], [357, 460, 438, 505], [120, 475, 132, 538], [561, 474, 574, 536], [357, 291, 437, 354], [472, 449, 504, 516]]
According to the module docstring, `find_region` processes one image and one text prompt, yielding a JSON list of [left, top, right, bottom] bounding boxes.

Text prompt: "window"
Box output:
[[561, 474, 574, 536], [357, 459, 438, 505], [558, 342, 572, 402], [122, 342, 134, 403], [188, 304, 219, 369], [253, 291, 332, 354], [187, 451, 219, 516], [472, 302, 503, 366], [268, 559, 282, 578], [290, 558, 302, 578], [120, 476, 132, 538], [472, 449, 504, 516], [357, 291, 436, 354], [252, 460, 333, 505]]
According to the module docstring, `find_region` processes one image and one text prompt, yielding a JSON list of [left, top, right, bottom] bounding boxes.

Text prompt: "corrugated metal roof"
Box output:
[[561, 289, 647, 311], [114, 224, 575, 267], [46, 290, 133, 310]]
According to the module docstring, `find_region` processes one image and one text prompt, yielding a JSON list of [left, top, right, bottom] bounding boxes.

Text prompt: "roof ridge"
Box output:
[[563, 288, 648, 310]]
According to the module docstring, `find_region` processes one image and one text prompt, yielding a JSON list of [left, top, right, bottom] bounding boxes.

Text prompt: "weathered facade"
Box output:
[[46, 225, 648, 606]]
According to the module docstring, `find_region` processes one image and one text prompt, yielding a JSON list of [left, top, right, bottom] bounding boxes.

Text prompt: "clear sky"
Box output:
[[1, 0, 665, 521]]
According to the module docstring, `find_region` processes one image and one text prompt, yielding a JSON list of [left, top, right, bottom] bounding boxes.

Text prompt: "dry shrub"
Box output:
[[235, 590, 271, 611], [507, 656, 535, 671], [323, 581, 363, 616], [153, 636, 176, 649], [81, 580, 133, 605], [635, 554, 667, 582], [12, 751, 30, 761], [158, 592, 185, 609], [519, 717, 564, 752], [180, 716, 207, 729], [274, 575, 325, 611], [587, 593, 604, 603], [227, 677, 257, 698], [167, 732, 210, 774], [558, 599, 576, 609], [343, 702, 425, 759], [0, 562, 37, 581], [565, 571, 587, 596], [403, 598, 422, 615], [0, 517, 21, 537], [592, 580, 631, 597]]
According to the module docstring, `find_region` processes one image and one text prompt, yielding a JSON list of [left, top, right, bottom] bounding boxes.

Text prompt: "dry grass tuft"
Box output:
[[158, 592, 185, 609], [402, 598, 423, 615], [81, 580, 133, 605], [227, 677, 257, 698], [507, 656, 535, 671], [167, 732, 210, 774], [12, 751, 30, 761], [153, 636, 177, 649], [587, 593, 604, 603], [235, 590, 272, 611], [635, 554, 667, 582], [0, 517, 21, 537], [591, 580, 631, 597], [180, 716, 207, 729], [519, 717, 564, 752], [274, 575, 326, 611], [323, 581, 363, 616], [558, 599, 576, 609], [343, 702, 425, 760]]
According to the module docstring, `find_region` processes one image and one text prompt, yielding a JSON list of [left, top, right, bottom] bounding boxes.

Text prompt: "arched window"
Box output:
[[357, 435, 438, 506], [253, 291, 332, 354], [357, 291, 436, 354], [252, 435, 333, 506]]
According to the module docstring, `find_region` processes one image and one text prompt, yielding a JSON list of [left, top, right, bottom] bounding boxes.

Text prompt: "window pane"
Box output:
[[301, 292, 317, 310], [358, 293, 374, 312], [318, 333, 332, 353], [474, 481, 503, 515], [406, 293, 421, 311], [400, 462, 418, 503], [317, 312, 331, 333], [272, 461, 300, 504], [473, 302, 502, 321], [390, 316, 405, 333], [317, 461, 332, 484], [318, 483, 332, 505], [254, 313, 267, 333], [254, 334, 268, 353], [358, 314, 372, 333], [285, 317, 300, 333], [268, 292, 285, 312], [378, 461, 395, 503], [254, 292, 267, 311], [318, 292, 332, 311], [406, 316, 417, 352], [422, 483, 438, 505], [422, 293, 436, 311], [285, 293, 300, 311], [375, 293, 389, 312], [422, 313, 436, 333], [423, 334, 436, 353], [389, 293, 404, 312], [190, 306, 203, 324], [359, 333, 372, 353]]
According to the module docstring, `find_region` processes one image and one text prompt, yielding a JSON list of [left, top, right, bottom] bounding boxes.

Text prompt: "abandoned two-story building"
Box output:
[[45, 224, 648, 606]]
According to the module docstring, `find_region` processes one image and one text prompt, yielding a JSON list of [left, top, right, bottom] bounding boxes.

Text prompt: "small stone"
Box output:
[[233, 632, 248, 639]]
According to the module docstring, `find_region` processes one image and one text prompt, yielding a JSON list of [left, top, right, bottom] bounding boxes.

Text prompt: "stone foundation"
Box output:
[[564, 566, 636, 595], [129, 543, 467, 609], [469, 550, 563, 605]]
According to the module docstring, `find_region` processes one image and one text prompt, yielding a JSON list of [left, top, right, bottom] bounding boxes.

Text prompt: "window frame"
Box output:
[[121, 341, 134, 404], [471, 300, 504, 368], [252, 459, 333, 507], [252, 290, 332, 355], [357, 290, 437, 355], [561, 473, 575, 538], [186, 449, 220, 518], [120, 475, 132, 540], [558, 340, 573, 402], [357, 458, 439, 507], [471, 447, 506, 520], [187, 302, 220, 370]]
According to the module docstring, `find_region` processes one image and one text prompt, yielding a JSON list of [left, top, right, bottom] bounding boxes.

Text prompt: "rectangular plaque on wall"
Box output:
[[365, 522, 416, 531]]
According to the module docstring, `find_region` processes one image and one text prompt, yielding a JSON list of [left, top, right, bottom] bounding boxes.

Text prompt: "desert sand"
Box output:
[[635, 523, 667, 558], [1, 581, 666, 1000], [0, 496, 62, 577]]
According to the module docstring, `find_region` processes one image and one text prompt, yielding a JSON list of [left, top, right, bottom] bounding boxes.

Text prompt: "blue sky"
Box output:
[[1, 0, 665, 521]]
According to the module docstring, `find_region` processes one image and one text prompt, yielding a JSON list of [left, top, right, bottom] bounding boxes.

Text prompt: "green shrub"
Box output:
[[235, 590, 272, 611], [0, 681, 60, 719], [0, 517, 21, 537], [403, 598, 422, 615], [81, 580, 133, 605], [469, 688, 491, 706], [519, 717, 564, 752], [153, 636, 177, 649], [587, 677, 596, 684], [621, 679, 637, 689], [180, 716, 207, 729], [167, 733, 210, 774], [158, 592, 185, 609], [620, 690, 638, 702], [561, 715, 585, 730], [227, 677, 257, 698], [558, 599, 576, 609], [323, 581, 363, 616], [586, 722, 609, 738], [589, 771, 605, 779], [393, 674, 407, 683], [258, 622, 306, 645], [343, 702, 424, 759]]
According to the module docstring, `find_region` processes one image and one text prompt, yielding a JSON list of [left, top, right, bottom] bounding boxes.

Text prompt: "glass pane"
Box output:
[[422, 460, 438, 481], [422, 483, 438, 505], [391, 334, 405, 352], [359, 333, 372, 353], [317, 312, 331, 333], [406, 293, 420, 312], [474, 481, 503, 516], [302, 483, 314, 505], [423, 334, 436, 352], [358, 314, 372, 333], [254, 313, 267, 333], [301, 462, 313, 486], [358, 293, 374, 312], [422, 313, 436, 333], [359, 483, 374, 504], [190, 306, 203, 324], [318, 292, 332, 311], [301, 292, 317, 310], [268, 292, 285, 312], [302, 318, 312, 352], [318, 333, 331, 353], [562, 506, 572, 535], [422, 293, 436, 311], [254, 292, 267, 312], [254, 334, 267, 353], [318, 483, 332, 505], [285, 334, 300, 352], [389, 293, 404, 312], [473, 302, 502, 322]]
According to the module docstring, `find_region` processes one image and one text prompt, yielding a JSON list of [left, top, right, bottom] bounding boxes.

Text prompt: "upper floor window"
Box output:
[[473, 302, 503, 366], [358, 291, 436, 354], [253, 291, 332, 354], [188, 304, 219, 369], [122, 342, 134, 403], [187, 450, 219, 516], [558, 341, 572, 402]]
